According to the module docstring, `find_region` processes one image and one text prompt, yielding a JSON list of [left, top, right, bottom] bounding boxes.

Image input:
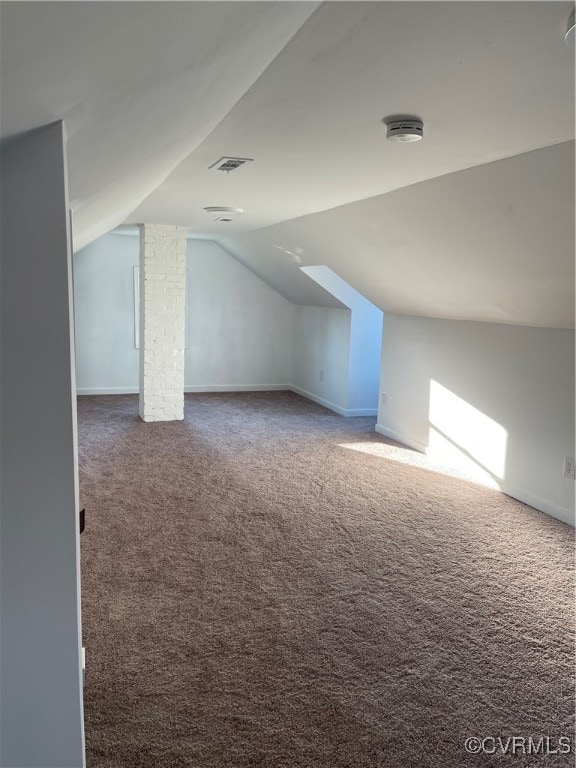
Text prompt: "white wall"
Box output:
[[73, 236, 382, 414], [74, 233, 139, 393], [185, 241, 292, 390], [299, 265, 382, 414], [291, 305, 351, 414], [377, 314, 575, 525], [74, 235, 292, 393], [1, 123, 85, 766], [347, 306, 382, 412]]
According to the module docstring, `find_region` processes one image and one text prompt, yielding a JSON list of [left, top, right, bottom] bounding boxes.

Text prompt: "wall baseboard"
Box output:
[[374, 424, 574, 527], [290, 386, 377, 417], [289, 386, 347, 415], [79, 385, 291, 395], [375, 424, 428, 453], [78, 384, 375, 416], [498, 483, 574, 528], [77, 387, 139, 395], [345, 407, 378, 417], [185, 384, 290, 393]]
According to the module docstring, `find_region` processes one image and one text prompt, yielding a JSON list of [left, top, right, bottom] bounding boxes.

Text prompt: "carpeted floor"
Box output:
[[79, 392, 574, 768]]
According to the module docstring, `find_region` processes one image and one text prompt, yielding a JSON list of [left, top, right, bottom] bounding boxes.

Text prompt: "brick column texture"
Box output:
[[139, 224, 187, 422]]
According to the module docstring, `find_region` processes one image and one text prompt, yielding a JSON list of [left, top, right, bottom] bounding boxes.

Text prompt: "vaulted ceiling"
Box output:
[[1, 2, 574, 326]]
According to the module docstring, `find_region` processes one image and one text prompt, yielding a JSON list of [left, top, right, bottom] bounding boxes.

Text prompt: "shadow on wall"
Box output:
[[299, 265, 383, 413]]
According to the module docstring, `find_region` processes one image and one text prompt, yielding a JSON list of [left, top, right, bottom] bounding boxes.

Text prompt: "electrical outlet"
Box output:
[[563, 456, 575, 480], [381, 392, 388, 406], [319, 370, 324, 382]]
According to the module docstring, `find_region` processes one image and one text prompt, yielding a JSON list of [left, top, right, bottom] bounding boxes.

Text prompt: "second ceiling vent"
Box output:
[[209, 156, 254, 173]]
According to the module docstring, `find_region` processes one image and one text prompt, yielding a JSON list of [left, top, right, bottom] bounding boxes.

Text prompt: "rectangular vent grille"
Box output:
[[209, 156, 254, 173]]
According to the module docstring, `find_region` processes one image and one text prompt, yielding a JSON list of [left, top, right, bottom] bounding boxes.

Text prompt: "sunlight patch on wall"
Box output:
[[428, 380, 507, 488]]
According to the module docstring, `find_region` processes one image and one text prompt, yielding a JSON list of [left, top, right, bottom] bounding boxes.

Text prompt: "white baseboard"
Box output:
[[374, 424, 574, 527], [345, 407, 378, 417], [289, 385, 347, 415], [78, 385, 291, 395], [290, 386, 377, 418], [185, 384, 290, 393], [77, 387, 138, 395], [498, 483, 575, 527], [375, 424, 428, 453]]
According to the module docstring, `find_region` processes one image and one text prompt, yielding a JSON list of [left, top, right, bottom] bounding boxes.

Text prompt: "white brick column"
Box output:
[[139, 224, 187, 422]]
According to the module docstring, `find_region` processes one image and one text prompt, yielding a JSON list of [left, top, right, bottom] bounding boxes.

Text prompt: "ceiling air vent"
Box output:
[[209, 156, 254, 173]]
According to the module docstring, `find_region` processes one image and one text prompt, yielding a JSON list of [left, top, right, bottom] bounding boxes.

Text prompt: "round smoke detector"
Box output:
[[386, 119, 424, 143]]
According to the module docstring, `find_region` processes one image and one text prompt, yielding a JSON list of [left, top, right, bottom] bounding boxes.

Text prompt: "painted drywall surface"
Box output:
[[74, 233, 139, 393], [0, 124, 85, 766], [347, 305, 382, 412], [185, 241, 292, 388], [0, 3, 319, 249], [377, 314, 575, 525], [129, 3, 574, 237], [291, 305, 351, 413], [219, 141, 575, 327], [2, 4, 573, 250], [300, 265, 382, 412], [74, 235, 292, 392]]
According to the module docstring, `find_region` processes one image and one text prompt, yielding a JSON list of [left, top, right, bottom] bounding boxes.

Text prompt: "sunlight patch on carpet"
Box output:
[[337, 439, 501, 490]]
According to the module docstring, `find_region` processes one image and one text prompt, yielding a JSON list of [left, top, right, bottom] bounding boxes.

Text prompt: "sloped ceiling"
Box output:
[[129, 1, 575, 234], [219, 142, 575, 327], [1, 2, 574, 326], [0, 2, 319, 247]]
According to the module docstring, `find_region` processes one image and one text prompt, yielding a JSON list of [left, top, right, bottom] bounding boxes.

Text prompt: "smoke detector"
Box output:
[[203, 206, 244, 222], [385, 118, 424, 143], [209, 157, 254, 173], [566, 10, 575, 48]]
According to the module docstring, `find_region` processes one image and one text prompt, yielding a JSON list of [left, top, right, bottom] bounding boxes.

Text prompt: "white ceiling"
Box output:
[[129, 1, 575, 235], [0, 2, 319, 247], [219, 141, 575, 327], [1, 2, 574, 327]]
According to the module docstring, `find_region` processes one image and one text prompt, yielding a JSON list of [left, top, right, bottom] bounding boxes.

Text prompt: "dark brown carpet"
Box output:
[[79, 392, 574, 768]]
